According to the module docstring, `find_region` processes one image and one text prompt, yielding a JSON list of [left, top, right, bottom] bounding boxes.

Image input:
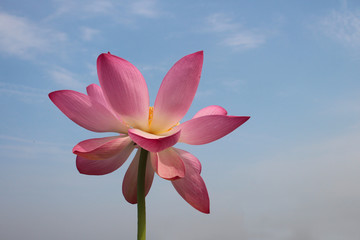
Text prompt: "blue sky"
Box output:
[[1, 0, 360, 239]]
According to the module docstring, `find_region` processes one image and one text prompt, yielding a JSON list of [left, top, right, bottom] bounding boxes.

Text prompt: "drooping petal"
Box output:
[[128, 128, 181, 152], [178, 115, 250, 145], [122, 149, 155, 204], [97, 53, 149, 130], [73, 135, 132, 160], [172, 148, 209, 214], [76, 143, 134, 175], [151, 51, 204, 133], [192, 105, 227, 119], [49, 90, 127, 133], [149, 148, 185, 180]]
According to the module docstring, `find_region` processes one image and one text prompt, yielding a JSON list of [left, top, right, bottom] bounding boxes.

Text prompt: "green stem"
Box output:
[[137, 148, 148, 240]]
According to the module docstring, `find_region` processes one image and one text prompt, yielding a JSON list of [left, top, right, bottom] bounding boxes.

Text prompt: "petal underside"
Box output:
[[76, 143, 134, 175], [73, 135, 132, 160], [171, 148, 209, 214], [150, 148, 185, 180], [122, 149, 155, 204], [128, 128, 181, 152], [178, 115, 250, 145]]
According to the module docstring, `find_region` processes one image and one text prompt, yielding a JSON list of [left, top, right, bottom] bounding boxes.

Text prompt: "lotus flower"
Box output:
[[49, 51, 249, 214]]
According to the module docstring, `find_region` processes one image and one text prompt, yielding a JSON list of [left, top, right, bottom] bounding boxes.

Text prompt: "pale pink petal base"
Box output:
[[178, 115, 250, 145], [73, 135, 132, 160], [150, 148, 185, 180], [76, 144, 134, 175], [122, 149, 155, 204], [128, 128, 181, 152], [171, 148, 209, 214]]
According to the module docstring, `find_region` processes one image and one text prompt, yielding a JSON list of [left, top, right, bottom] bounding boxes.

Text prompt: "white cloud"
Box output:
[[0, 11, 67, 58], [81, 27, 100, 41], [130, 0, 161, 18], [0, 82, 48, 98], [318, 9, 360, 47], [206, 13, 266, 50], [206, 13, 239, 32], [222, 32, 265, 49], [48, 67, 86, 90], [0, 82, 49, 104], [48, 0, 161, 23]]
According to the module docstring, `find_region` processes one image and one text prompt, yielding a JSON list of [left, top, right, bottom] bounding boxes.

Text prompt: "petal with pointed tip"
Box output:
[[97, 53, 149, 130], [172, 148, 209, 213], [178, 115, 250, 145], [192, 105, 227, 119], [128, 128, 181, 152], [122, 149, 155, 204], [49, 90, 127, 133], [149, 148, 185, 180], [76, 143, 134, 175], [73, 135, 132, 160], [151, 51, 203, 133]]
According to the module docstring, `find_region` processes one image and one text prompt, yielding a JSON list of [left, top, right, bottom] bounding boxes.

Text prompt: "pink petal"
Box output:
[[151, 51, 204, 133], [149, 148, 185, 180], [76, 143, 134, 175], [178, 115, 250, 145], [171, 148, 209, 213], [97, 53, 149, 130], [122, 149, 155, 204], [192, 105, 228, 119], [49, 90, 127, 133], [73, 135, 132, 160], [128, 128, 181, 152], [86, 84, 111, 109]]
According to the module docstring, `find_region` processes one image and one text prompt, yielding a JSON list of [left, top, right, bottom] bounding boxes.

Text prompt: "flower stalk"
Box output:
[[137, 148, 148, 240]]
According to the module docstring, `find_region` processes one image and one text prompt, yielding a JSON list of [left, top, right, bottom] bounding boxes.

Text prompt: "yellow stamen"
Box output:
[[148, 106, 154, 128], [167, 122, 180, 131], [148, 106, 180, 133]]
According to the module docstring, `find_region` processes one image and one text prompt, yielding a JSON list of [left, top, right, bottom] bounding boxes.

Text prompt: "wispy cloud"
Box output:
[[0, 11, 67, 58], [130, 0, 162, 18], [222, 32, 266, 49], [48, 0, 162, 23], [206, 13, 267, 50], [0, 134, 72, 161], [48, 67, 86, 90], [318, 9, 360, 47], [206, 13, 239, 32], [0, 82, 49, 103], [80, 27, 100, 41]]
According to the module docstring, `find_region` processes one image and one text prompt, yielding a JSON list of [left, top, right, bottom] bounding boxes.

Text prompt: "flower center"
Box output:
[[147, 106, 179, 134]]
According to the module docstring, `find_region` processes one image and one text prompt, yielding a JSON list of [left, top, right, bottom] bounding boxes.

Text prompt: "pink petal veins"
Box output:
[[97, 53, 149, 130], [128, 128, 181, 152], [172, 148, 209, 214], [151, 51, 204, 133], [76, 143, 134, 175], [178, 115, 250, 145], [73, 135, 132, 160], [122, 149, 155, 204], [49, 90, 127, 133], [149, 148, 185, 180]]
